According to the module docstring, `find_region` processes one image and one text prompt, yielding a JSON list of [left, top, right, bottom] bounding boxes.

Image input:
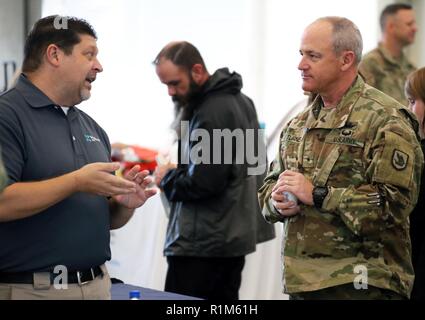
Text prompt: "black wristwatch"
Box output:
[[312, 186, 329, 209]]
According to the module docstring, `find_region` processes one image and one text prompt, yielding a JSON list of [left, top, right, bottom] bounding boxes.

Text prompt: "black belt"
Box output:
[[0, 266, 103, 286]]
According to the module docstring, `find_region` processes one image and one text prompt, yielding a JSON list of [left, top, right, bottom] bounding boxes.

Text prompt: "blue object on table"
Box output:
[[129, 290, 141, 300]]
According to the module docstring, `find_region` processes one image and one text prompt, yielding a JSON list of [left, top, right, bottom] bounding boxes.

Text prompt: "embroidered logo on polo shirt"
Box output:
[[84, 134, 101, 143]]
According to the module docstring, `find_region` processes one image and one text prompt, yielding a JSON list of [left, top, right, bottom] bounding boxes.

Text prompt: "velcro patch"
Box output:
[[374, 132, 414, 189], [392, 149, 409, 170]]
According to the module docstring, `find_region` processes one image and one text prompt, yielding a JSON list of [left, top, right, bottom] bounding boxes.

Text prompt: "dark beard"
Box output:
[[171, 78, 204, 138]]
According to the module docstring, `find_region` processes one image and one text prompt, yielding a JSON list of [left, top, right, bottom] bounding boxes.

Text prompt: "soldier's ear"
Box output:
[[340, 51, 355, 71], [386, 17, 397, 34]]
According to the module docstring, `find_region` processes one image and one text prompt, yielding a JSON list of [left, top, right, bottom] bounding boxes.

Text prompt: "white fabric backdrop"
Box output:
[[42, 0, 379, 150]]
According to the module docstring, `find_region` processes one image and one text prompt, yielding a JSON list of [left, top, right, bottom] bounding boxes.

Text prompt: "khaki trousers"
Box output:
[[0, 265, 111, 300]]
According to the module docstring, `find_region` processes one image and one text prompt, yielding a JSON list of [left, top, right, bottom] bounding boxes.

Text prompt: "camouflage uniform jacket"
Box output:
[[359, 43, 416, 106], [258, 76, 423, 298]]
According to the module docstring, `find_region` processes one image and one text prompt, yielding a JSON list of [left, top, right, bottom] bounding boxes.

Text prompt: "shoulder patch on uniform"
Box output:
[[392, 149, 409, 170], [374, 131, 414, 189]]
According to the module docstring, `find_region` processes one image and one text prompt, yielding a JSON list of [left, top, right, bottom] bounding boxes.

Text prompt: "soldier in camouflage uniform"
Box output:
[[0, 149, 6, 193], [359, 3, 417, 106], [259, 16, 423, 300]]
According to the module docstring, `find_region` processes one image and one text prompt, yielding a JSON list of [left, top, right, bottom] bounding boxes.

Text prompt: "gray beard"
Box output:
[[80, 89, 91, 102]]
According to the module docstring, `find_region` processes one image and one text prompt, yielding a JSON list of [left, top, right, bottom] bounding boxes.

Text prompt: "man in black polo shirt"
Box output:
[[0, 16, 156, 300]]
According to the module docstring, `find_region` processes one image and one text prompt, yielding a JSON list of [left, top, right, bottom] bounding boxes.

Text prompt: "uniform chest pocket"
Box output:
[[314, 130, 365, 187], [281, 131, 303, 171], [314, 147, 341, 186]]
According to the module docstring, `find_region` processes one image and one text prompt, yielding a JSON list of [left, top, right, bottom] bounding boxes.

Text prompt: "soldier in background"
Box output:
[[359, 3, 417, 106], [259, 16, 423, 299]]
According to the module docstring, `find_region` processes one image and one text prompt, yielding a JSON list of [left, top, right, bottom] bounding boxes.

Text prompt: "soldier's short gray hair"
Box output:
[[316, 16, 363, 65], [380, 3, 413, 32]]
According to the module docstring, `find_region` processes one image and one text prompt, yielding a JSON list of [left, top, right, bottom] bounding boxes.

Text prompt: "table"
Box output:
[[111, 283, 201, 300], [107, 194, 286, 300]]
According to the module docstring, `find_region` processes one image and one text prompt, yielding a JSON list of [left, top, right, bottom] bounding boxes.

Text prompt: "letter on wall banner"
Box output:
[[1, 61, 17, 93]]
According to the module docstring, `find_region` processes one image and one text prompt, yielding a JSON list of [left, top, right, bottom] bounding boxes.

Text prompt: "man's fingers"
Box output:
[[282, 170, 297, 176], [279, 170, 293, 179], [133, 171, 152, 187], [272, 180, 285, 192], [271, 191, 285, 202], [272, 199, 300, 216], [144, 188, 158, 198], [279, 206, 300, 217], [284, 179, 294, 186], [273, 173, 295, 191], [134, 170, 150, 180], [95, 162, 121, 173], [106, 174, 137, 190], [125, 165, 140, 180], [107, 186, 137, 196], [273, 186, 290, 195], [134, 176, 152, 188], [140, 177, 153, 188], [273, 200, 297, 210]]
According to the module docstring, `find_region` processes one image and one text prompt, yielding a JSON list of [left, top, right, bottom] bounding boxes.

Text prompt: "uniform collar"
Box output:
[[305, 76, 364, 129], [377, 42, 409, 67]]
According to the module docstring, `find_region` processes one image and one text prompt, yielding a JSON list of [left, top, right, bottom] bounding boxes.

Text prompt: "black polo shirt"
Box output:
[[0, 74, 111, 272]]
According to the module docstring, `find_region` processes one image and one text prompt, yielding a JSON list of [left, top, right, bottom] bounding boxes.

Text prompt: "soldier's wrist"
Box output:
[[312, 185, 329, 209]]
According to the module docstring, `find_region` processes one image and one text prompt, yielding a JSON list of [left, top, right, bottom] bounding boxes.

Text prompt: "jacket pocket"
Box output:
[[300, 208, 362, 259], [314, 136, 366, 188]]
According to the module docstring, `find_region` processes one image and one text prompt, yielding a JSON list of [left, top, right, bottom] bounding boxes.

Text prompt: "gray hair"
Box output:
[[316, 16, 363, 65]]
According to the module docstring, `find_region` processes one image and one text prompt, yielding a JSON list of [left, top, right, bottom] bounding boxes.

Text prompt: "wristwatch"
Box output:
[[312, 186, 329, 209]]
